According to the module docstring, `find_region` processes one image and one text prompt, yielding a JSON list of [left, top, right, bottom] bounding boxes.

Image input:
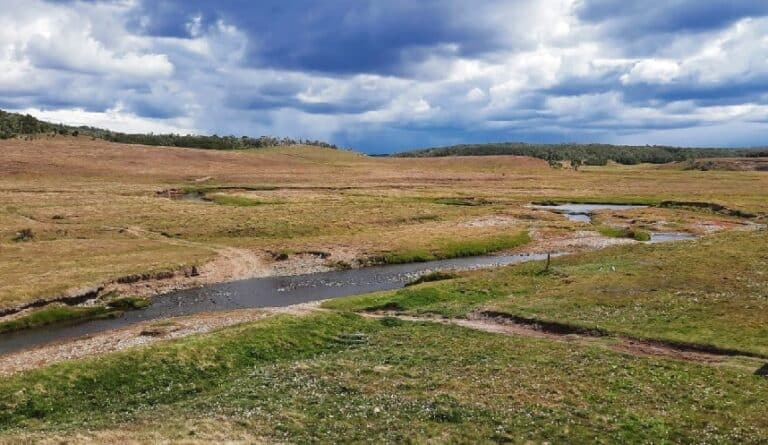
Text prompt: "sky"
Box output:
[[1, 1, 768, 153]]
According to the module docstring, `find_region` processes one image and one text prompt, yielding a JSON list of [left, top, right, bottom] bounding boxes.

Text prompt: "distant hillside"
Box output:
[[396, 142, 767, 166], [0, 109, 338, 151]]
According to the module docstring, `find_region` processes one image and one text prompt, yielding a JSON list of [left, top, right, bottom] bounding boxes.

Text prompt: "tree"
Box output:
[[570, 158, 583, 171]]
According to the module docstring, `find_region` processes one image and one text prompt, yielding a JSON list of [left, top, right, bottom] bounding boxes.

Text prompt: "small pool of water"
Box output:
[[532, 203, 648, 222], [648, 232, 697, 243]]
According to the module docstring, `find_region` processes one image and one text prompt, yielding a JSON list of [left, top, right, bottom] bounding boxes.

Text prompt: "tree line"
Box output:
[[0, 109, 338, 150], [396, 142, 766, 165]]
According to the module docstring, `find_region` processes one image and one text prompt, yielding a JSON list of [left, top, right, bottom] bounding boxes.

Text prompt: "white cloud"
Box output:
[[0, 0, 173, 79], [621, 59, 681, 84], [466, 87, 487, 102], [15, 105, 197, 135]]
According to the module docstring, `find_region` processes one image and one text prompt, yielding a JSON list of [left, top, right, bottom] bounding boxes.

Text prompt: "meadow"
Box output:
[[2, 135, 766, 309], [0, 135, 767, 443]]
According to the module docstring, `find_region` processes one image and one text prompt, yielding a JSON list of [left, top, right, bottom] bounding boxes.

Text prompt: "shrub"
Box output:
[[597, 225, 650, 241], [12, 228, 34, 242]]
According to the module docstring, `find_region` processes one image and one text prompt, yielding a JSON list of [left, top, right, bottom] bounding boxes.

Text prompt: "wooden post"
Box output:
[[545, 252, 551, 272]]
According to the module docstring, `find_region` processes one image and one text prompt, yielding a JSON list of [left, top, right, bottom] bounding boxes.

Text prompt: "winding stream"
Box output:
[[0, 203, 697, 355], [0, 253, 551, 355]]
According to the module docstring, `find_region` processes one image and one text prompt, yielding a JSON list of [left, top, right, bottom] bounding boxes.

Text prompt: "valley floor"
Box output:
[[0, 136, 767, 443]]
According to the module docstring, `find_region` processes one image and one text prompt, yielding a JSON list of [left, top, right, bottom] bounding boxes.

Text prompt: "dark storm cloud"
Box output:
[[576, 0, 768, 34], [125, 0, 513, 75], [24, 0, 768, 150]]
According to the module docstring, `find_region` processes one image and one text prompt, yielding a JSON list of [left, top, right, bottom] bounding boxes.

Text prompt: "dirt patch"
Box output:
[[475, 311, 609, 336], [529, 229, 636, 252], [692, 219, 757, 234], [459, 215, 520, 228], [611, 339, 725, 363], [659, 200, 756, 219], [0, 286, 103, 318]]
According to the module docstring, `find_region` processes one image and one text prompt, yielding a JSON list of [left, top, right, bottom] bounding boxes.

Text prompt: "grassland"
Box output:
[[1, 135, 766, 310], [326, 230, 768, 356], [374, 231, 531, 264], [1, 311, 766, 443], [1, 135, 768, 442]]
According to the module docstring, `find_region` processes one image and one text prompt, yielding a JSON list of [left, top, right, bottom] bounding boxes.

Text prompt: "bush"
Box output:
[[12, 228, 34, 242], [106, 296, 151, 310], [597, 225, 650, 241]]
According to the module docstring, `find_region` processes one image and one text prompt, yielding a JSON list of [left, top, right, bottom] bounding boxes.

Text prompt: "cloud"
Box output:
[[16, 105, 196, 134], [0, 0, 763, 151], [575, 0, 768, 35], [125, 0, 578, 76], [621, 59, 681, 84]]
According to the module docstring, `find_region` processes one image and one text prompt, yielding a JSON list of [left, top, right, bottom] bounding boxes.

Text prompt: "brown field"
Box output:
[[2, 135, 768, 443], [1, 135, 766, 309]]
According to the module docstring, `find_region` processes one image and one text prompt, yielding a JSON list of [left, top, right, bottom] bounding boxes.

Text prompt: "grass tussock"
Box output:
[[433, 197, 494, 206], [377, 231, 531, 265], [596, 225, 651, 241], [0, 296, 150, 334], [0, 306, 112, 334], [207, 194, 266, 207], [106, 296, 150, 310]]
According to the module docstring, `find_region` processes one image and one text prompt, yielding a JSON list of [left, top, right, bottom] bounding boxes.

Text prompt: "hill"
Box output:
[[0, 109, 338, 151], [396, 142, 768, 166]]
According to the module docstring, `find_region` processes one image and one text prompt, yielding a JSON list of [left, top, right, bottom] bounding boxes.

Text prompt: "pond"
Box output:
[[532, 203, 648, 223]]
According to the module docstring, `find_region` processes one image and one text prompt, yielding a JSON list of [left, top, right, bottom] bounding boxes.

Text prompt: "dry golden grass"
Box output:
[[1, 135, 766, 308]]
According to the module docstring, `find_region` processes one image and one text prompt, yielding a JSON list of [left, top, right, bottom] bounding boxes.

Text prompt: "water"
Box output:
[[0, 252, 550, 355], [532, 203, 648, 222], [533, 203, 697, 243], [648, 232, 697, 243]]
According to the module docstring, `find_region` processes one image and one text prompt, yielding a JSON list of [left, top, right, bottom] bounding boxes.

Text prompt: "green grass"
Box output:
[[0, 306, 112, 334], [405, 271, 459, 287], [328, 230, 768, 356], [325, 277, 506, 318], [1, 312, 766, 443], [0, 296, 150, 334], [206, 193, 266, 207], [596, 225, 651, 241], [432, 197, 494, 206], [376, 231, 531, 264], [106, 296, 150, 310]]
